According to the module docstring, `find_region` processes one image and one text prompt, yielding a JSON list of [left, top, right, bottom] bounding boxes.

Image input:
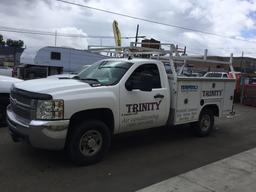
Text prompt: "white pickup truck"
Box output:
[[7, 50, 236, 165], [0, 75, 23, 125], [0, 66, 12, 77]]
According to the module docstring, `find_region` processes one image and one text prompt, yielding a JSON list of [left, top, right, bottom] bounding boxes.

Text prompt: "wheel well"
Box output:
[[68, 108, 114, 133], [0, 93, 10, 106], [201, 104, 219, 117]]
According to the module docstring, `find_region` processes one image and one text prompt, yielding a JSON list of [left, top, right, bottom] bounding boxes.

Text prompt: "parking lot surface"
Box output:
[[138, 148, 256, 192], [0, 104, 256, 192]]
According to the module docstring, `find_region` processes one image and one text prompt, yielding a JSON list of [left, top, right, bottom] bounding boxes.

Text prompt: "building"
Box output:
[[0, 46, 25, 67]]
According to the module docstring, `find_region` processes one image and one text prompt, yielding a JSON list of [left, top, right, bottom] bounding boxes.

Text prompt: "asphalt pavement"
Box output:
[[138, 148, 256, 192], [0, 104, 256, 192]]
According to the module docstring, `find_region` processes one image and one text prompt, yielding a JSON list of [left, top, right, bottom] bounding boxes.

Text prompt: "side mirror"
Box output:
[[125, 80, 133, 91]]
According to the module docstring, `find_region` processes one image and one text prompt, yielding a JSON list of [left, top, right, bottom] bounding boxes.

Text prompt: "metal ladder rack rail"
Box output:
[[127, 42, 235, 79], [88, 42, 235, 79]]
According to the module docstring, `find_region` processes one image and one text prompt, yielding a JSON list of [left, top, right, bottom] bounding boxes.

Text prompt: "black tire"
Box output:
[[0, 106, 7, 127], [67, 120, 111, 166], [192, 109, 214, 137]]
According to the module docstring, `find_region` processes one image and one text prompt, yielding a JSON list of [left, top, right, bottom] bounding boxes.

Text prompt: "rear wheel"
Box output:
[[192, 109, 214, 137], [67, 120, 111, 166]]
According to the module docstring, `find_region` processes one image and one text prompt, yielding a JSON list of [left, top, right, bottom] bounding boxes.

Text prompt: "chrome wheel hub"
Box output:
[[87, 138, 96, 148], [79, 130, 103, 156], [201, 115, 210, 131]]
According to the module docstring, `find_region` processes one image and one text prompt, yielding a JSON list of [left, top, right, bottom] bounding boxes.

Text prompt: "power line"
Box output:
[[0, 26, 143, 39], [1, 27, 254, 55], [56, 0, 256, 44]]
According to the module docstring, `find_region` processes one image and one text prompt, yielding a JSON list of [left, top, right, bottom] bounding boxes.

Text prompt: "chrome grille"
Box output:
[[10, 93, 32, 120], [10, 87, 52, 121], [10, 88, 32, 106]]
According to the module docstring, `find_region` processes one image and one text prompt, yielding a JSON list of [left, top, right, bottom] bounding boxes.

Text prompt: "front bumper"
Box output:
[[7, 106, 69, 150]]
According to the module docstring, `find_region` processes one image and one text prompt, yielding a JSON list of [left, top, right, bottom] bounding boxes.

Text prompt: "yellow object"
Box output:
[[112, 20, 121, 47]]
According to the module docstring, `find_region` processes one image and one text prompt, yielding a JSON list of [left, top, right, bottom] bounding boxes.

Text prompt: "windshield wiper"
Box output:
[[73, 76, 103, 85], [80, 78, 100, 82], [73, 76, 100, 83]]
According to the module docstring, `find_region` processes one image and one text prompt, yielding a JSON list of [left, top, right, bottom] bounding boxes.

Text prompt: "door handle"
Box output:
[[154, 94, 164, 99]]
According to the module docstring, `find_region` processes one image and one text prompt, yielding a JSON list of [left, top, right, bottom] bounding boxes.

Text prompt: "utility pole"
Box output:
[[183, 46, 187, 56], [100, 38, 102, 46], [135, 24, 139, 47], [240, 51, 244, 72], [240, 51, 244, 104], [54, 30, 57, 47]]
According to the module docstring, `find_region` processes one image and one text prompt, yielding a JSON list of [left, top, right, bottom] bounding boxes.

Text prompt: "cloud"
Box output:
[[0, 0, 90, 62], [54, 27, 88, 49], [0, 0, 256, 59]]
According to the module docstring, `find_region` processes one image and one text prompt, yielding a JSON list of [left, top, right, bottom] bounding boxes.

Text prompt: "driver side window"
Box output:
[[127, 64, 161, 89]]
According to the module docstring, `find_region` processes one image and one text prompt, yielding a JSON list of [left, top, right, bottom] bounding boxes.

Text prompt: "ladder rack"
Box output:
[[88, 42, 235, 78]]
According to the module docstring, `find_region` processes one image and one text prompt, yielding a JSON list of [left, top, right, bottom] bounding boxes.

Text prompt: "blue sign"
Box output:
[[181, 85, 198, 92]]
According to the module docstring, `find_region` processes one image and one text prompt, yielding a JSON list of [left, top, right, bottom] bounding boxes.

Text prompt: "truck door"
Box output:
[[119, 63, 169, 132]]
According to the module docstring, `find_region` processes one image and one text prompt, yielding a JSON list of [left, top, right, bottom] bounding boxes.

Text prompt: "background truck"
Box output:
[[7, 44, 236, 165], [0, 66, 12, 77], [0, 75, 23, 125]]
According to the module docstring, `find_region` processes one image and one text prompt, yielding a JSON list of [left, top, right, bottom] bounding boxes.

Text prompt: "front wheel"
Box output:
[[192, 109, 214, 137], [0, 106, 6, 127], [67, 120, 111, 166]]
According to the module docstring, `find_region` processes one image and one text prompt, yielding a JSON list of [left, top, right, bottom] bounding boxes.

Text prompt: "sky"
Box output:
[[0, 0, 256, 60]]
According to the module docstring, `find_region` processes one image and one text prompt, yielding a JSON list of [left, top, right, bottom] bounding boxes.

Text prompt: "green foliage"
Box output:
[[0, 34, 5, 46], [0, 34, 24, 48], [6, 39, 24, 48]]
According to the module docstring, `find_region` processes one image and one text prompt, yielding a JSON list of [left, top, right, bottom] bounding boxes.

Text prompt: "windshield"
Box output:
[[76, 60, 133, 85], [206, 73, 223, 78]]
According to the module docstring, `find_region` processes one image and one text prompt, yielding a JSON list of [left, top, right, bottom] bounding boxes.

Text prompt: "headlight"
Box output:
[[36, 100, 64, 120]]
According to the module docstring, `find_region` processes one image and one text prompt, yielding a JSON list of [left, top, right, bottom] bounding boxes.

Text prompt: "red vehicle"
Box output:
[[228, 72, 241, 102], [241, 76, 256, 107]]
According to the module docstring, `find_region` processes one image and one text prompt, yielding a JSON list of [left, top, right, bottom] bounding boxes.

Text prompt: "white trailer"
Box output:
[[18, 46, 108, 79]]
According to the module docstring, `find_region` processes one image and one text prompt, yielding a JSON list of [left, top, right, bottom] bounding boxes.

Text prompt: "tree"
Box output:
[[6, 38, 24, 48], [6, 39, 13, 47], [17, 40, 24, 48], [0, 34, 5, 46]]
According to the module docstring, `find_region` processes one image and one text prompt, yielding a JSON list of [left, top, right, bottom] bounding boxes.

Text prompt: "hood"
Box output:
[[14, 78, 91, 95], [0, 76, 23, 93], [0, 75, 23, 83]]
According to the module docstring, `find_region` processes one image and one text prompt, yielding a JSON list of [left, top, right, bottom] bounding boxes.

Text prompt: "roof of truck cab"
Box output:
[[103, 58, 160, 63]]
